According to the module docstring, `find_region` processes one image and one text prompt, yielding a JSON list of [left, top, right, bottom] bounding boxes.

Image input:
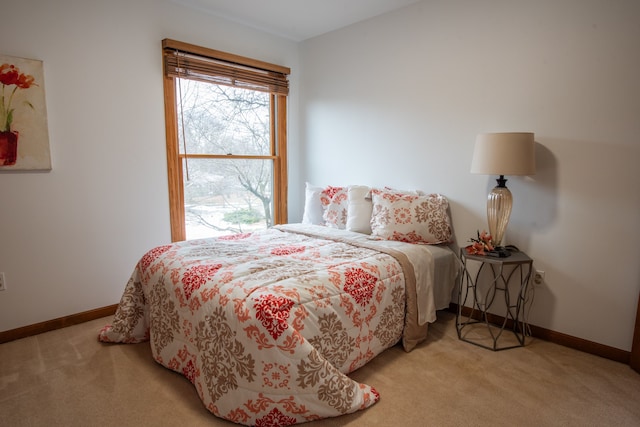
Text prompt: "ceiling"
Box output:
[[172, 0, 422, 41]]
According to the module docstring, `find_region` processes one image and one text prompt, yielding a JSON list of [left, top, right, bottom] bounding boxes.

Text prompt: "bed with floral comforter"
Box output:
[[99, 223, 456, 426]]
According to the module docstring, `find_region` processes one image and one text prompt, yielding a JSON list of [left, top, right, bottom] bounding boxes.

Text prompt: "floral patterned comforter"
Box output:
[[99, 224, 441, 426]]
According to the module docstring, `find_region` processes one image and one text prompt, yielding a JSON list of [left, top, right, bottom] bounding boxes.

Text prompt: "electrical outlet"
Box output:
[[0, 272, 5, 291], [534, 270, 545, 285]]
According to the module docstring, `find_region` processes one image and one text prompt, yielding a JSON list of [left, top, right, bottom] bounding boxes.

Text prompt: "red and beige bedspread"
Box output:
[[99, 224, 447, 425]]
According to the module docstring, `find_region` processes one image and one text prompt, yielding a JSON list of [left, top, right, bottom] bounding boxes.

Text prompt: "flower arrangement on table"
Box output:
[[465, 230, 495, 255], [0, 63, 36, 132]]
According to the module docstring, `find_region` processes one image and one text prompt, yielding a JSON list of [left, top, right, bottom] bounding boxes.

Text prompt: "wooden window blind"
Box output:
[[162, 39, 289, 95]]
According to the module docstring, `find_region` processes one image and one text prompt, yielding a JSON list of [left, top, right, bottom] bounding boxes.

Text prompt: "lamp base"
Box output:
[[487, 175, 512, 247]]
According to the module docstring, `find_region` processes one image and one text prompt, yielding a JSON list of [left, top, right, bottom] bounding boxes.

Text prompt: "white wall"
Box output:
[[1, 0, 638, 355], [0, 0, 300, 331], [299, 0, 640, 351]]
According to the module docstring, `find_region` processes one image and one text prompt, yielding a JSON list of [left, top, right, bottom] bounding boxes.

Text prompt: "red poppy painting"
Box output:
[[0, 54, 50, 170]]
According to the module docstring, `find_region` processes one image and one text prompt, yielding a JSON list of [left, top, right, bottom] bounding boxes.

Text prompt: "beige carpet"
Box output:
[[1, 311, 639, 427]]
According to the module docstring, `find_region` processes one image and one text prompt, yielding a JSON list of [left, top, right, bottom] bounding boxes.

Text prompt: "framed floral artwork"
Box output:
[[0, 54, 51, 171]]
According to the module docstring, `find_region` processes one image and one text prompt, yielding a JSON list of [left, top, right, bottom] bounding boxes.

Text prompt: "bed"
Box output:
[[99, 186, 458, 426]]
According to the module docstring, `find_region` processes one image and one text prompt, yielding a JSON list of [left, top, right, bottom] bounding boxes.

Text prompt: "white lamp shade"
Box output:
[[470, 132, 536, 176]]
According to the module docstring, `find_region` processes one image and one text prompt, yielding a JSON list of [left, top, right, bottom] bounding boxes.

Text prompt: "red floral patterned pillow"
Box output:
[[370, 189, 452, 244], [321, 186, 348, 229]]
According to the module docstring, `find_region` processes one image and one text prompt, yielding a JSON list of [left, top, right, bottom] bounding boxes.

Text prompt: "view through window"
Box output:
[[178, 80, 274, 239]]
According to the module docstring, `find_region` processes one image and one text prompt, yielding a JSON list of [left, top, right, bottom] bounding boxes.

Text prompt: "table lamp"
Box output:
[[470, 132, 535, 247]]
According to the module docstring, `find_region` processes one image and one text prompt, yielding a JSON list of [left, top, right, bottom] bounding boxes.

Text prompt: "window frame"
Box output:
[[162, 39, 289, 241]]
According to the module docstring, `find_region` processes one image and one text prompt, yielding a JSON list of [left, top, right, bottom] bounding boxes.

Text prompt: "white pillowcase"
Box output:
[[370, 189, 452, 244], [301, 182, 324, 225], [346, 185, 373, 234]]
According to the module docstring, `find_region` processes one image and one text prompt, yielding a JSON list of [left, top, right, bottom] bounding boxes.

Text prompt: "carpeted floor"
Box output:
[[1, 310, 639, 426]]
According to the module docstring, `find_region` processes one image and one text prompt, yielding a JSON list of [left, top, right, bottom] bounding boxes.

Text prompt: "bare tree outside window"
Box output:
[[177, 79, 274, 239]]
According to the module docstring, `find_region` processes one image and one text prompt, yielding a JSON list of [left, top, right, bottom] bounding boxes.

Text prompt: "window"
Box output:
[[162, 39, 289, 241]]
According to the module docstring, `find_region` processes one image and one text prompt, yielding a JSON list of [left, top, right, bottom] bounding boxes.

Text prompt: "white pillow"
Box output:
[[346, 185, 373, 234], [301, 182, 324, 225], [370, 189, 452, 244]]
